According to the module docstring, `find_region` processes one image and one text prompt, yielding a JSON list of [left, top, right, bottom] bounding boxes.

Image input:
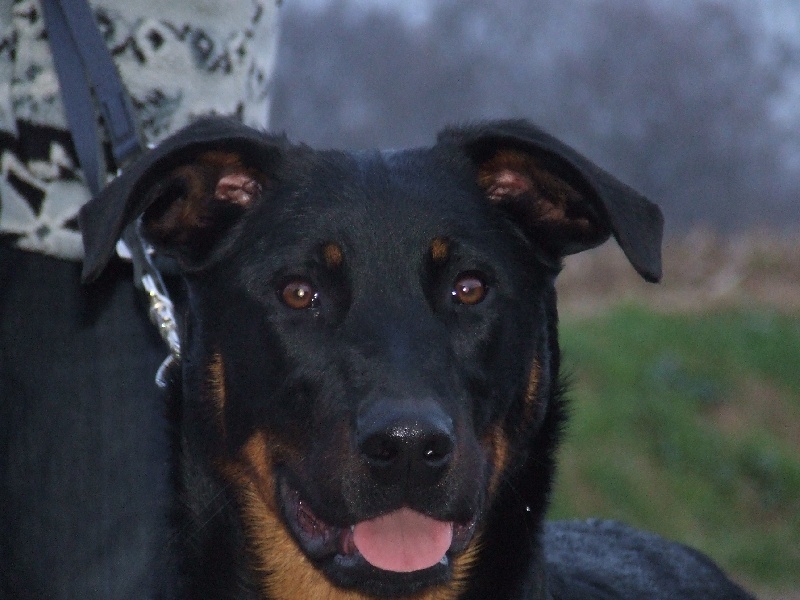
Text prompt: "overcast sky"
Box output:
[[271, 0, 800, 232]]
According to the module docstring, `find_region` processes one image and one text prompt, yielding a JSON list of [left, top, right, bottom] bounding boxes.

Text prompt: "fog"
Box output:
[[270, 0, 800, 233]]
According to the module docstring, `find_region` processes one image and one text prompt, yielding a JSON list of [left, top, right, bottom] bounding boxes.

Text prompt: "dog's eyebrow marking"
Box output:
[[430, 237, 450, 264], [322, 242, 344, 269]]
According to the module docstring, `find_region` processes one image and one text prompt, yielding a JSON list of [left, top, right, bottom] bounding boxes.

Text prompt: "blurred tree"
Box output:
[[271, 0, 799, 232]]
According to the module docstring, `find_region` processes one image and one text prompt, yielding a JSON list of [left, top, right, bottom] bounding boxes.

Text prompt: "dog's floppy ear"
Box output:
[[439, 120, 663, 282], [80, 117, 283, 282]]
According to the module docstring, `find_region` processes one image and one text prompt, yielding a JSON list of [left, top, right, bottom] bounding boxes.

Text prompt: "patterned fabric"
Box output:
[[0, 0, 278, 260]]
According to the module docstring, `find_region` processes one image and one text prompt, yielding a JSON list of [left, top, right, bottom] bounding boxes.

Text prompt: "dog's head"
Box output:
[[81, 118, 662, 599]]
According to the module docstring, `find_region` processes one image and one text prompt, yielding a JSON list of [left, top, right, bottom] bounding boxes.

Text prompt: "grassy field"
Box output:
[[548, 235, 800, 597]]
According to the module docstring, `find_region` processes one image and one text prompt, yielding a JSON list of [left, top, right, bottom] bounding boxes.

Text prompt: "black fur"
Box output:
[[80, 117, 754, 600]]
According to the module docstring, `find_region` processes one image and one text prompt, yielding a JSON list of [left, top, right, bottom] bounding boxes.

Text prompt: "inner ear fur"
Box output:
[[440, 120, 663, 282], [142, 151, 268, 269], [80, 117, 283, 283], [478, 149, 610, 257]]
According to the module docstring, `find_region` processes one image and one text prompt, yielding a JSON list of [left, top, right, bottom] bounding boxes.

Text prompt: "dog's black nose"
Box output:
[[357, 401, 455, 486]]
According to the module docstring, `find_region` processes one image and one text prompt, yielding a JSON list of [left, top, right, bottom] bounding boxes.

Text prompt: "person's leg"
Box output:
[[1, 246, 172, 600]]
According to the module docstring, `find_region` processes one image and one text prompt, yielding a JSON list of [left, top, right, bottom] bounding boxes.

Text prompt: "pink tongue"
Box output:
[[352, 508, 453, 573]]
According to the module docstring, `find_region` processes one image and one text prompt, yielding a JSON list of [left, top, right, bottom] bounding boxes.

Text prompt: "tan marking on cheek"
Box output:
[[522, 359, 542, 426], [483, 360, 540, 495], [217, 431, 317, 600], [323, 242, 344, 269], [438, 537, 481, 600], [430, 237, 450, 264], [486, 425, 512, 496], [207, 352, 227, 437], [219, 431, 471, 600]]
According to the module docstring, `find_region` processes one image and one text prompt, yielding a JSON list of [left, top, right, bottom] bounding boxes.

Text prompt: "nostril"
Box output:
[[422, 433, 453, 467], [360, 432, 401, 467], [358, 419, 455, 481], [356, 400, 456, 484]]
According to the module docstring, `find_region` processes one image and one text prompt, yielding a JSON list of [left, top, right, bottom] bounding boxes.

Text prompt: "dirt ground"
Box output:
[[556, 229, 800, 315]]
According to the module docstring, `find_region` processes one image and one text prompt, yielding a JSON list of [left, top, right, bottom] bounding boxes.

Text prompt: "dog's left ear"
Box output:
[[80, 117, 283, 283], [439, 120, 663, 282]]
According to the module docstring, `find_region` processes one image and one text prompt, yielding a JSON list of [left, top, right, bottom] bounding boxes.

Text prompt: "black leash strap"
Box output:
[[41, 0, 180, 386], [40, 0, 142, 193]]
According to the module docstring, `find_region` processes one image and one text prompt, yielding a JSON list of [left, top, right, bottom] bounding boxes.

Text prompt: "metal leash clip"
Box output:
[[141, 272, 181, 388], [118, 221, 181, 388]]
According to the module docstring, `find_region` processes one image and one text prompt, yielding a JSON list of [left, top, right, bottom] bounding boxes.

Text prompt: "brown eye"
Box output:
[[451, 273, 487, 305], [280, 279, 318, 310]]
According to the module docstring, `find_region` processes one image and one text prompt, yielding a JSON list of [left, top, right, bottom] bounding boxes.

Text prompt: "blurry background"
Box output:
[[270, 1, 799, 597], [271, 0, 800, 233]]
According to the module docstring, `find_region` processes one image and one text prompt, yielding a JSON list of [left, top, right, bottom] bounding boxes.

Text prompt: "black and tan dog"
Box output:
[[80, 118, 755, 600]]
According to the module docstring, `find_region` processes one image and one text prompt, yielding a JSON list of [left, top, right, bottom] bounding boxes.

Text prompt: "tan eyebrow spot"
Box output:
[[430, 237, 450, 264], [323, 242, 344, 268]]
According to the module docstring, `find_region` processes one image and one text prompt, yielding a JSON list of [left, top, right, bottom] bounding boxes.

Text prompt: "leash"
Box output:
[[41, 0, 180, 387]]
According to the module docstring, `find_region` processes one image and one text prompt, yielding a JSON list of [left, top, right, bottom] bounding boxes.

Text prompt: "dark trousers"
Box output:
[[0, 246, 172, 599]]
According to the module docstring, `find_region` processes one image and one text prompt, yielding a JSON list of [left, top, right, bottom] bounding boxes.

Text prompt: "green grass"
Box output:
[[549, 305, 800, 590]]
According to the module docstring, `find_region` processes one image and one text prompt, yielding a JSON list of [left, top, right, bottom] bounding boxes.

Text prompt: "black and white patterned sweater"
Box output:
[[0, 0, 278, 260]]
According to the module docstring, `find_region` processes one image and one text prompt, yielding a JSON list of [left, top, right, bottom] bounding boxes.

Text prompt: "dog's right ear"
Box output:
[[79, 117, 284, 283]]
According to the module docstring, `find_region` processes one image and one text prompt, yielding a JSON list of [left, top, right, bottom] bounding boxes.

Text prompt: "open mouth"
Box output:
[[278, 477, 477, 590]]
